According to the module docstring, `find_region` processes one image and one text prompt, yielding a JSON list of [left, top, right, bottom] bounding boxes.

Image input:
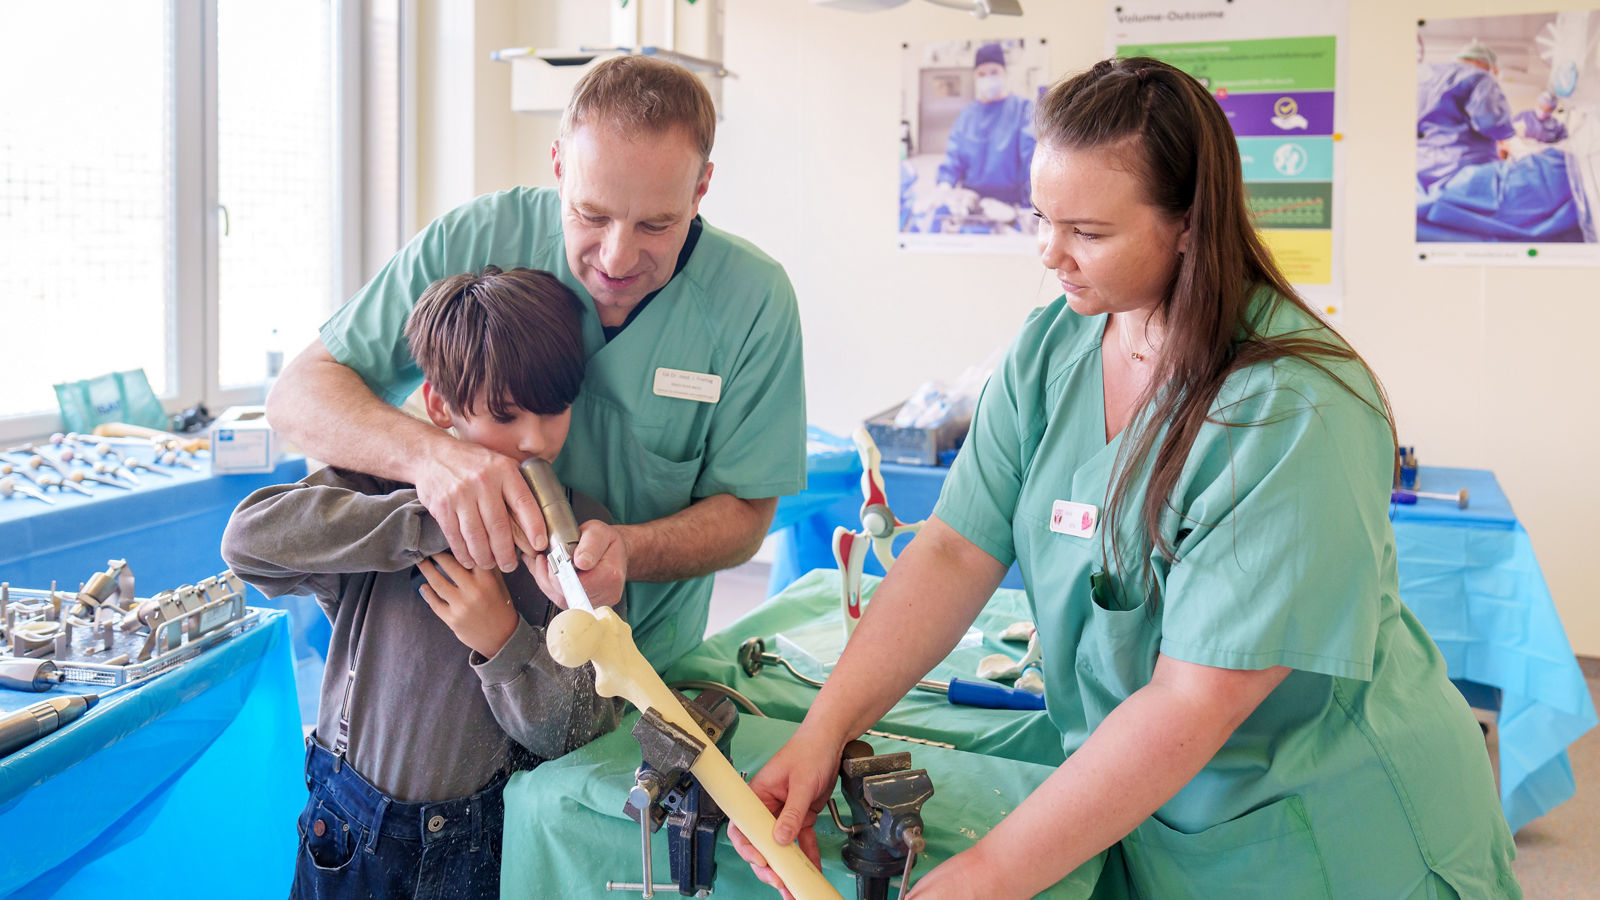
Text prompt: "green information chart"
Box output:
[[1117, 35, 1338, 288]]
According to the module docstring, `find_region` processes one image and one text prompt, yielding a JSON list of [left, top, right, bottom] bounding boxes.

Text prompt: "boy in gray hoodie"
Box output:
[[222, 266, 624, 899]]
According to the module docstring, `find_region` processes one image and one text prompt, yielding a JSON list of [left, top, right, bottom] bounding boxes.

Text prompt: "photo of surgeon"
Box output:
[[1416, 13, 1600, 245], [1416, 39, 1514, 191], [899, 38, 1048, 242], [1515, 91, 1568, 143]]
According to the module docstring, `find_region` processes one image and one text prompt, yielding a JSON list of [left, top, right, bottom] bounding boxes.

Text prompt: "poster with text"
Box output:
[[899, 37, 1051, 254], [1110, 0, 1347, 318], [1416, 11, 1600, 266]]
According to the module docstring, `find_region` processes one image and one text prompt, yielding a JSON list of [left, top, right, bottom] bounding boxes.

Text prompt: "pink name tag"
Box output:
[[1049, 500, 1098, 539]]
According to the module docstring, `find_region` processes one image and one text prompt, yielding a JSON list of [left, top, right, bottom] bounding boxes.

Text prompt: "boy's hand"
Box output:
[[531, 520, 627, 610], [417, 552, 520, 659]]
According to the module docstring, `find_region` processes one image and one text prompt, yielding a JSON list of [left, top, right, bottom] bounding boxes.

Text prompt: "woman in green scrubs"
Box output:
[[734, 58, 1519, 899]]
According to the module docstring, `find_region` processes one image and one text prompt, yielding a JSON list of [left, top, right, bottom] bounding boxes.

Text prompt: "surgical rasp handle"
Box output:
[[519, 458, 595, 612], [0, 694, 96, 757]]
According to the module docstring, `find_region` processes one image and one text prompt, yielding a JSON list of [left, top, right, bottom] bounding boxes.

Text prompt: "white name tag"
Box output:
[[653, 367, 722, 403], [1049, 500, 1098, 539]]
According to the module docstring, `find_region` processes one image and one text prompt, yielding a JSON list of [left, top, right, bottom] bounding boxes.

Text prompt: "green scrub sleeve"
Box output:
[[933, 328, 1034, 569], [1158, 363, 1394, 681], [689, 271, 808, 501]]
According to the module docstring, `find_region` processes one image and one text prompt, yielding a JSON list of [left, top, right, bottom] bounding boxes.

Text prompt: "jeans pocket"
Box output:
[[300, 797, 360, 872]]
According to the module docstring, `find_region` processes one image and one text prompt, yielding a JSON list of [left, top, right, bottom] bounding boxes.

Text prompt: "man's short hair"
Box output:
[[559, 55, 716, 161], [404, 267, 585, 419]]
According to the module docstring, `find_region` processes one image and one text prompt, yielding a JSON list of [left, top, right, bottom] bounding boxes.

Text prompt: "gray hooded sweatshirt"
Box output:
[[221, 465, 624, 803]]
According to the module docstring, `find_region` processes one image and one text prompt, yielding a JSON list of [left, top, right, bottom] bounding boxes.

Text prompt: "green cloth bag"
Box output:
[[53, 369, 169, 433]]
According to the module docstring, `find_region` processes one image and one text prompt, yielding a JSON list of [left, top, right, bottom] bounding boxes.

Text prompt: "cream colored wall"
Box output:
[[428, 0, 1598, 654], [412, 0, 600, 224]]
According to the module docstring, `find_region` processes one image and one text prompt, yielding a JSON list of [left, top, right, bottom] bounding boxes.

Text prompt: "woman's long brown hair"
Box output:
[[1035, 57, 1395, 602]]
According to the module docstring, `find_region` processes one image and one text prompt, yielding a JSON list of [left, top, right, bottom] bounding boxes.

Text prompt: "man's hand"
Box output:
[[532, 520, 627, 609], [411, 440, 548, 572], [417, 552, 520, 659]]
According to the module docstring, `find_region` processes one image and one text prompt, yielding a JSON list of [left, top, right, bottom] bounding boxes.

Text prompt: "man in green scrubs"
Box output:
[[267, 55, 805, 670]]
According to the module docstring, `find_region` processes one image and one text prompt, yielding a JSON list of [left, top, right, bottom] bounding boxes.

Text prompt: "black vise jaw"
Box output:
[[620, 689, 742, 897], [836, 739, 935, 898]]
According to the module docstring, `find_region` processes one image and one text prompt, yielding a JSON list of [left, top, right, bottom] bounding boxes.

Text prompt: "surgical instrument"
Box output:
[[1391, 488, 1469, 509], [0, 475, 52, 504], [125, 457, 173, 478], [0, 658, 65, 692], [36, 472, 93, 496], [519, 458, 595, 612], [666, 679, 956, 750], [0, 672, 152, 757], [94, 460, 140, 485], [69, 471, 131, 490], [737, 637, 1046, 711]]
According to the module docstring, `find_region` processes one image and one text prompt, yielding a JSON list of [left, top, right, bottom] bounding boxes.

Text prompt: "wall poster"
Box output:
[[1109, 0, 1348, 318], [898, 37, 1051, 254], [1416, 11, 1600, 266]]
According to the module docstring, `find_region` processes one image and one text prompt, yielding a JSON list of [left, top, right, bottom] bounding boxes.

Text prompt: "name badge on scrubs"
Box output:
[[653, 367, 722, 403], [1049, 500, 1098, 539]]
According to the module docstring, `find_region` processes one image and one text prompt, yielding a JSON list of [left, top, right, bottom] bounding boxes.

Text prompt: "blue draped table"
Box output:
[[0, 610, 303, 897], [772, 460, 1595, 832], [0, 454, 324, 895], [1388, 466, 1596, 832], [0, 455, 326, 725]]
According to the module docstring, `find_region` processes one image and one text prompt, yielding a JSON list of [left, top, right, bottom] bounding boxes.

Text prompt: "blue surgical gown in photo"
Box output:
[[936, 93, 1036, 207], [1513, 109, 1568, 143], [1417, 62, 1515, 190]]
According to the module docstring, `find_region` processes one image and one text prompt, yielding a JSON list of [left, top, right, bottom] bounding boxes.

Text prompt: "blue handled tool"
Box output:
[[1391, 488, 1469, 509], [922, 677, 1046, 711]]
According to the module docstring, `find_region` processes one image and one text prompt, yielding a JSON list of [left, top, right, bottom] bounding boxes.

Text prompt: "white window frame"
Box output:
[[0, 0, 403, 445]]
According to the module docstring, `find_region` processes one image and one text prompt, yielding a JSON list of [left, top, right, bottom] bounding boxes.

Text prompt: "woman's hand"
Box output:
[[417, 552, 519, 658], [905, 848, 1006, 899], [531, 519, 627, 609], [729, 726, 846, 897]]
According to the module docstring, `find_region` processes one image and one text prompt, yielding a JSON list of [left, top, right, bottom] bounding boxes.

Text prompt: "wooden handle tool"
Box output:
[[91, 423, 209, 453]]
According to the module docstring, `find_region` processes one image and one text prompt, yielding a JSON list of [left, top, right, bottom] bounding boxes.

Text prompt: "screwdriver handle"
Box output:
[[945, 678, 1047, 711]]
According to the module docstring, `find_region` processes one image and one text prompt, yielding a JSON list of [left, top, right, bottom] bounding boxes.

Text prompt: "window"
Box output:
[[0, 3, 179, 421], [217, 0, 338, 389], [0, 1, 402, 442]]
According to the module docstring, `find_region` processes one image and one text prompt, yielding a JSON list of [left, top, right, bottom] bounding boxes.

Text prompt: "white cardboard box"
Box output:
[[209, 406, 282, 474]]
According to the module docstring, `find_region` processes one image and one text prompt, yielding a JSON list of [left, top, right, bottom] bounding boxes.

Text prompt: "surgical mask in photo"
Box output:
[[974, 74, 1008, 103]]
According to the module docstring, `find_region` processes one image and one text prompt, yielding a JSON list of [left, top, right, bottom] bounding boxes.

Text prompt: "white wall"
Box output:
[[430, 0, 1599, 655]]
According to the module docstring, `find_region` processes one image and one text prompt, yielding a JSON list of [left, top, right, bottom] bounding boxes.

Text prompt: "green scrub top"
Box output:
[[935, 294, 1519, 899], [319, 187, 807, 670]]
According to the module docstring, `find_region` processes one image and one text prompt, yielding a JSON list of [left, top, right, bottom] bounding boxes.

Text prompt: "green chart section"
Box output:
[[1115, 36, 1335, 93], [1245, 182, 1333, 230]]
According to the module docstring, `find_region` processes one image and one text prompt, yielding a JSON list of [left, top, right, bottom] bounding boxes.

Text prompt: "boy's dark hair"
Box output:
[[404, 266, 586, 419]]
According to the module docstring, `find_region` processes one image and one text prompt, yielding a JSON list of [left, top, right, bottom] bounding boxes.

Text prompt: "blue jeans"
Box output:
[[292, 738, 507, 900]]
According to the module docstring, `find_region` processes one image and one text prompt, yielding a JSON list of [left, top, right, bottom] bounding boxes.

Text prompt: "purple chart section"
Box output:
[[1215, 91, 1334, 137]]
